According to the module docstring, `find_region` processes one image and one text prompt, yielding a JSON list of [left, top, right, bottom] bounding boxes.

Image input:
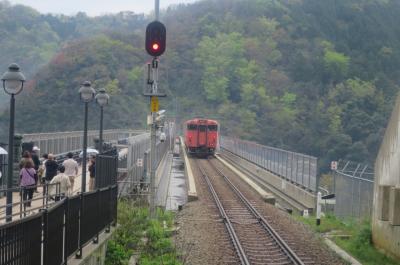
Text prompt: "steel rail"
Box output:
[[208, 158, 305, 265], [196, 161, 250, 265]]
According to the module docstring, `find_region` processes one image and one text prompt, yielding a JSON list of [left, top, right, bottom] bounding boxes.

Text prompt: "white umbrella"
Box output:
[[79, 148, 99, 158], [0, 147, 7, 155]]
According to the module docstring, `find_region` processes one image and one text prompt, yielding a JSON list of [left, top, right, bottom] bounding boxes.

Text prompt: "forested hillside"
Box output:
[[1, 0, 399, 170], [0, 1, 147, 104]]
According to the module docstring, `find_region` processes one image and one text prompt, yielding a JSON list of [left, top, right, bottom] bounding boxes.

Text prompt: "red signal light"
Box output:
[[146, 21, 166, 57]]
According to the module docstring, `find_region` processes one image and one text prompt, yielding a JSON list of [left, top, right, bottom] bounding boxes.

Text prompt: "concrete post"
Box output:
[[316, 192, 322, 226]]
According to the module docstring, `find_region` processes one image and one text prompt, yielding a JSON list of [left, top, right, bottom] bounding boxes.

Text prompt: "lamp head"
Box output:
[[1, 63, 25, 95], [95, 87, 110, 107], [79, 81, 95, 102]]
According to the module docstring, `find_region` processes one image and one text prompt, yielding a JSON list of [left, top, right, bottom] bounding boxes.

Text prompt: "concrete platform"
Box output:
[[216, 155, 275, 205], [180, 137, 197, 201], [220, 150, 315, 212], [166, 156, 187, 210]]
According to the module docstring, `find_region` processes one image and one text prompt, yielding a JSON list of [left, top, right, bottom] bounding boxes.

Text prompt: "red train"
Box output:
[[184, 119, 219, 156]]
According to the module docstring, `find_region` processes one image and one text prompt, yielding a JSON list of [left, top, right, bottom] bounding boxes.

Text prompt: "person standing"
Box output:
[[31, 147, 40, 171], [31, 147, 40, 192], [38, 153, 48, 184], [19, 151, 33, 170], [63, 152, 79, 194], [45, 154, 58, 182], [50, 165, 71, 201], [88, 155, 96, 191], [19, 160, 37, 207]]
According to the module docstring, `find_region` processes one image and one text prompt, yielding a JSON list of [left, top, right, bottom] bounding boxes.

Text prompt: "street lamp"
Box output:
[[79, 81, 95, 193], [95, 88, 109, 153], [2, 63, 25, 222]]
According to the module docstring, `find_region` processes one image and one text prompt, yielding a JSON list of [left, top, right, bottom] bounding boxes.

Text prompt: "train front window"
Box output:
[[187, 124, 197, 130], [208, 125, 218, 131], [199, 125, 207, 132]]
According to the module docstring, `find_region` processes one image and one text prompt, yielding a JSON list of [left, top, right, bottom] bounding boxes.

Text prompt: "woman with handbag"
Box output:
[[20, 159, 37, 207]]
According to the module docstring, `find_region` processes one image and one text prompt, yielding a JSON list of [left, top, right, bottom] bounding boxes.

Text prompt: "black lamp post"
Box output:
[[79, 81, 95, 193], [95, 88, 109, 154], [2, 63, 25, 222]]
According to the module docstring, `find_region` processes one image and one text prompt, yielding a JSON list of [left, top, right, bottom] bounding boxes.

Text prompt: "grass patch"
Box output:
[[294, 214, 400, 265], [105, 200, 181, 265]]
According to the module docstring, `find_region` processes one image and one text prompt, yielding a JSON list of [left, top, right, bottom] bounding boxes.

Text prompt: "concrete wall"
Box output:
[[69, 230, 114, 265], [373, 94, 400, 259]]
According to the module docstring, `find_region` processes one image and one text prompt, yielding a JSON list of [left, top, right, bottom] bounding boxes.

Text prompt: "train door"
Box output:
[[197, 121, 207, 147], [186, 123, 198, 147]]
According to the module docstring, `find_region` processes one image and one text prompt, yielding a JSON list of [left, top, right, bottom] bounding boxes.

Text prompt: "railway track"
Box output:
[[196, 157, 305, 265]]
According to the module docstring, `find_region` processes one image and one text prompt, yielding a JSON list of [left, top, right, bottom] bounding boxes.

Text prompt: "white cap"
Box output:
[[33, 146, 40, 151]]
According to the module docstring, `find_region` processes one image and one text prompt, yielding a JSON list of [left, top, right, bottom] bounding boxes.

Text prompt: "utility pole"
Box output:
[[144, 0, 166, 218]]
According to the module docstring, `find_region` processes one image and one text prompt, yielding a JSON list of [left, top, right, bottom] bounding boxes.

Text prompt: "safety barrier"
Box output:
[[118, 131, 171, 198], [0, 185, 117, 265], [22, 129, 146, 155], [0, 182, 62, 223], [333, 160, 374, 220], [220, 136, 318, 192], [96, 149, 119, 189]]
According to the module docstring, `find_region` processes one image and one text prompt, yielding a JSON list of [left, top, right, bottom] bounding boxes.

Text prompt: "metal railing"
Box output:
[[96, 149, 118, 189], [22, 129, 147, 155], [0, 182, 62, 223], [333, 160, 374, 220], [118, 131, 171, 198], [0, 185, 117, 265], [119, 133, 150, 197], [220, 136, 318, 192]]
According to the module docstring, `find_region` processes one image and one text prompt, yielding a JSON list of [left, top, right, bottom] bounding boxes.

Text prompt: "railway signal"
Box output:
[[145, 21, 166, 57]]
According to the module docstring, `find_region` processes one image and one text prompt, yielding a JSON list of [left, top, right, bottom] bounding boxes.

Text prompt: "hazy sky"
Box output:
[[8, 0, 199, 16]]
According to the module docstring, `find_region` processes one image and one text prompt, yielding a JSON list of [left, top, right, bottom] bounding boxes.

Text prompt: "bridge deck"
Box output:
[[0, 166, 90, 223]]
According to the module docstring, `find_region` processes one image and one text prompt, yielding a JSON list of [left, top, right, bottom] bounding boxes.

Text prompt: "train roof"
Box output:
[[185, 118, 218, 125]]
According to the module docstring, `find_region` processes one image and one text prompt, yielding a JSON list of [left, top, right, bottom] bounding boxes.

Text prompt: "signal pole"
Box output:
[[155, 0, 160, 20], [144, 0, 166, 218], [150, 61, 158, 218]]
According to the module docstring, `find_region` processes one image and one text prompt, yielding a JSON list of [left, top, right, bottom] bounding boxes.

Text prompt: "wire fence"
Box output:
[[333, 160, 374, 220], [220, 136, 318, 192]]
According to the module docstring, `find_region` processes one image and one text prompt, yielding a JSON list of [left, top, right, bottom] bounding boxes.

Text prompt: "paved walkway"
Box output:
[[0, 166, 90, 224]]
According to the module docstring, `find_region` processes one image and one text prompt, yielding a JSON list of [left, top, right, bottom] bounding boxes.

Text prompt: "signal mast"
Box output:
[[144, 0, 167, 218]]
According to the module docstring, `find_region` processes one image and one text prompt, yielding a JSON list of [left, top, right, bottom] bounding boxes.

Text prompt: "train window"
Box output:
[[199, 125, 207, 132], [187, 124, 197, 130], [208, 125, 218, 131]]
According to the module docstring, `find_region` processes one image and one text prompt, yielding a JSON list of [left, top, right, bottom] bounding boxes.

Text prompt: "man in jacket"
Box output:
[[45, 154, 58, 182]]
